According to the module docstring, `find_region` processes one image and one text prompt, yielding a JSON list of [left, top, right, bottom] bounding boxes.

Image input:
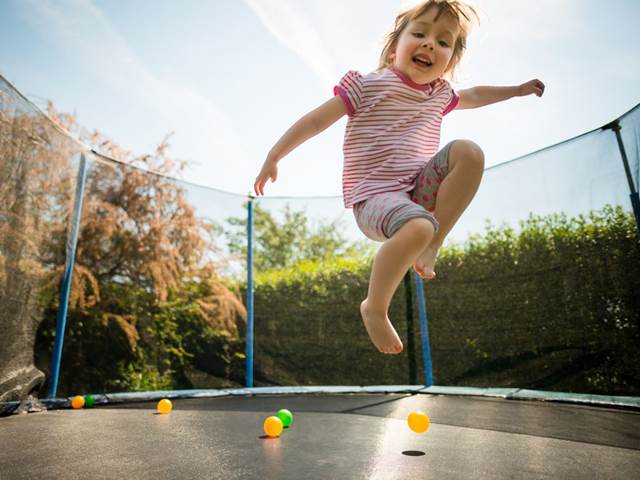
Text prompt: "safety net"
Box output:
[[1, 73, 638, 403]]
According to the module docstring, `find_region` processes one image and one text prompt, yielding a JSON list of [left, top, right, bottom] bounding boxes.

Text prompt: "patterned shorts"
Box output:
[[353, 141, 452, 242]]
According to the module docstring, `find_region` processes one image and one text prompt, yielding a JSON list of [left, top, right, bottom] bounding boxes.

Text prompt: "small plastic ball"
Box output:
[[157, 398, 172, 414], [71, 395, 85, 409], [407, 411, 430, 433], [276, 409, 293, 427], [263, 416, 283, 437], [84, 395, 95, 408]]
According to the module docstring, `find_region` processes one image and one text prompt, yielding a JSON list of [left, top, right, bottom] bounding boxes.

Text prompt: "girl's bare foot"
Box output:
[[413, 245, 439, 280], [360, 299, 403, 354]]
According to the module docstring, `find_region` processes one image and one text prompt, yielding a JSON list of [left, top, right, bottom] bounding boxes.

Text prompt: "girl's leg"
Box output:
[[361, 218, 434, 354], [415, 140, 485, 278]]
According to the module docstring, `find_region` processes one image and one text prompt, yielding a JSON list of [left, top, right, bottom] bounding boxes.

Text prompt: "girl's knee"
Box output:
[[450, 139, 485, 170], [402, 217, 435, 242]]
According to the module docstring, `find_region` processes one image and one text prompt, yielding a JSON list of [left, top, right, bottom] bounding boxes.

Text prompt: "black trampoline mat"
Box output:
[[2, 393, 639, 479]]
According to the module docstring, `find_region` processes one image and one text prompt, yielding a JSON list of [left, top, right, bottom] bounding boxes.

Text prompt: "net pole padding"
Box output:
[[603, 119, 640, 237], [413, 272, 434, 386], [47, 153, 88, 399], [245, 196, 254, 388]]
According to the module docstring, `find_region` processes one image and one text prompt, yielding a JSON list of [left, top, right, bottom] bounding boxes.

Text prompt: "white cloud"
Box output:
[[242, 0, 339, 87], [244, 1, 438, 86]]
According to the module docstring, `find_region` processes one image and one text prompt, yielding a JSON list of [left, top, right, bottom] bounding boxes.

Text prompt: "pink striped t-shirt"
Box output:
[[334, 67, 459, 208]]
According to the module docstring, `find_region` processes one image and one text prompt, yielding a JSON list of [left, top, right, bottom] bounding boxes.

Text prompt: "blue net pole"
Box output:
[[413, 272, 434, 386], [47, 153, 88, 399], [245, 197, 254, 388], [603, 119, 640, 237]]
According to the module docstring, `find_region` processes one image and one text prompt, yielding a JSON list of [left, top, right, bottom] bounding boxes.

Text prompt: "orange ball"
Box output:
[[157, 398, 172, 414], [263, 416, 283, 438], [71, 395, 85, 409], [407, 411, 430, 433]]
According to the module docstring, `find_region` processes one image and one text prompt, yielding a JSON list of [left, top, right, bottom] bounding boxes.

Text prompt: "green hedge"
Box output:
[[249, 258, 421, 386], [246, 205, 640, 395]]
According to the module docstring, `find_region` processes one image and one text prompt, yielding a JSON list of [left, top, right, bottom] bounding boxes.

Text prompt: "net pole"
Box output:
[[413, 272, 434, 386], [603, 119, 640, 237], [245, 197, 254, 388], [404, 272, 417, 384], [47, 153, 87, 399]]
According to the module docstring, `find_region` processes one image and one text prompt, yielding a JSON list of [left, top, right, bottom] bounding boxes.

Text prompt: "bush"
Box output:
[[243, 205, 640, 395]]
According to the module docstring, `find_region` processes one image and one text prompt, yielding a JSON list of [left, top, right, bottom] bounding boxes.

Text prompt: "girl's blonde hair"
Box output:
[[378, 0, 479, 80]]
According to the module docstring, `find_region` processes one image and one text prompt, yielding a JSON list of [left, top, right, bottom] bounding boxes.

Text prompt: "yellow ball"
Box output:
[[407, 411, 430, 433], [263, 416, 283, 438], [157, 398, 172, 414], [71, 395, 85, 409]]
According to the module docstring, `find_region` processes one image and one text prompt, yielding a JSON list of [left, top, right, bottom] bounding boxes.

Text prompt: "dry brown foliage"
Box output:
[[1, 87, 245, 365]]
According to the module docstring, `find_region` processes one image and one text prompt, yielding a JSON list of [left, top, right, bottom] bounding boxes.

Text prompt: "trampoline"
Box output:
[[2, 387, 640, 479], [2, 67, 640, 480]]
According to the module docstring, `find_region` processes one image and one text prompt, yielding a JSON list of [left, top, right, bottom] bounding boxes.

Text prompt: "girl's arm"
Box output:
[[254, 96, 348, 195], [456, 79, 545, 110]]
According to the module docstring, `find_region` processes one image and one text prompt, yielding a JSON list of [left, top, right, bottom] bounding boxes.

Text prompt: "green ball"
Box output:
[[84, 395, 95, 408], [276, 409, 293, 427]]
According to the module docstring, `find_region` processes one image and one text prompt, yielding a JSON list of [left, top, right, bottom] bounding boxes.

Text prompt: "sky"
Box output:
[[1, 0, 640, 199]]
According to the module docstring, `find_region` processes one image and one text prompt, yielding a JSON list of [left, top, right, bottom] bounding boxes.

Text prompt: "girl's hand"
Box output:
[[254, 158, 278, 196], [519, 79, 545, 97]]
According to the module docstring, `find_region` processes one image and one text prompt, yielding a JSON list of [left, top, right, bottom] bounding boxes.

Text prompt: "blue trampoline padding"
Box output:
[[2, 385, 639, 416], [419, 385, 640, 408]]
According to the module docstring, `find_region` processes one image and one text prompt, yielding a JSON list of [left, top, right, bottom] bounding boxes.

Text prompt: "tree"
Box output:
[[223, 202, 374, 272], [1, 86, 247, 397], [0, 84, 77, 400]]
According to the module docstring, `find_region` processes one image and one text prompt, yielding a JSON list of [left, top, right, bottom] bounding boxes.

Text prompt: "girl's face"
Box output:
[[390, 7, 460, 85]]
